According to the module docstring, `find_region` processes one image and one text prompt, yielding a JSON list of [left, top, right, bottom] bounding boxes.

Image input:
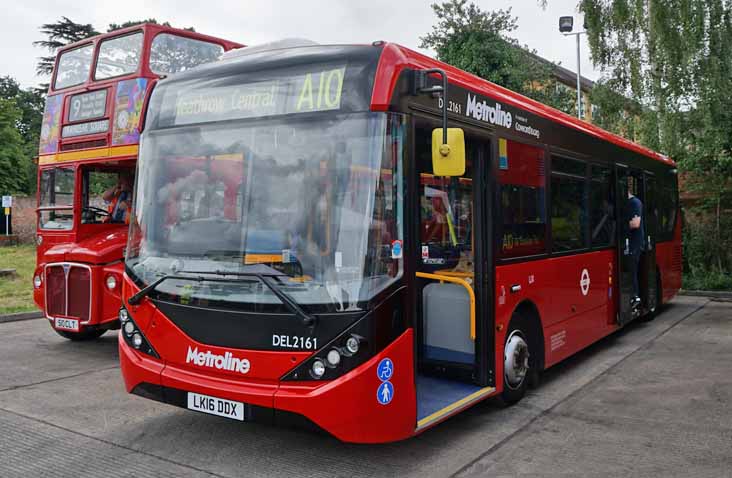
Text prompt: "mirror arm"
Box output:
[[416, 68, 449, 145]]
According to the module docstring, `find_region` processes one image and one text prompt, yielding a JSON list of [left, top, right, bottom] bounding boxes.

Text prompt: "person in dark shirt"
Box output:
[[626, 183, 644, 307]]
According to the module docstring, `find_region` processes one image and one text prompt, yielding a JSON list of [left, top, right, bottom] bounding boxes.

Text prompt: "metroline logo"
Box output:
[[465, 93, 513, 129], [185, 346, 251, 374]]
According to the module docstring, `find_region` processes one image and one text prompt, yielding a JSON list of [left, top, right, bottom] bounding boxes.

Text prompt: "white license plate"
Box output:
[[187, 392, 245, 421], [54, 318, 79, 332]]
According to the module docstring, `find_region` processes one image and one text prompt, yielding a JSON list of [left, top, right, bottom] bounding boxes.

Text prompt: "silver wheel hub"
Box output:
[[504, 331, 529, 389]]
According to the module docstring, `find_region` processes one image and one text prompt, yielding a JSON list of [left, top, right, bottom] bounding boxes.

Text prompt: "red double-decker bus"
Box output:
[[32, 23, 242, 340], [118, 41, 681, 443]]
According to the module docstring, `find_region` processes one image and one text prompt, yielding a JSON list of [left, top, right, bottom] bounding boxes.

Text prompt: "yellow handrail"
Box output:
[[416, 271, 475, 340]]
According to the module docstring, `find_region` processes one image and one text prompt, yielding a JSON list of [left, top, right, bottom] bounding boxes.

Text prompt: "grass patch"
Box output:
[[0, 244, 37, 315]]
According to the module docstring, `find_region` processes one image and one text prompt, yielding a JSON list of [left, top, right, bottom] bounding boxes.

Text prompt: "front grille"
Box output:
[[45, 263, 91, 321]]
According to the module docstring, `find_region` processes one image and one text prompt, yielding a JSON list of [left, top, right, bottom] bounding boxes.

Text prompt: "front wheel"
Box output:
[[53, 328, 106, 341], [500, 322, 531, 405]]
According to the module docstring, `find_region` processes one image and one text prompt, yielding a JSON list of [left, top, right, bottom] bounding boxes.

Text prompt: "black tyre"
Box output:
[[500, 315, 533, 405], [53, 328, 106, 341]]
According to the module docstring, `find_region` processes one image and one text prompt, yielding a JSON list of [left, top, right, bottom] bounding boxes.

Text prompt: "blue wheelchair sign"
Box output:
[[377, 381, 394, 405], [377, 358, 394, 381]]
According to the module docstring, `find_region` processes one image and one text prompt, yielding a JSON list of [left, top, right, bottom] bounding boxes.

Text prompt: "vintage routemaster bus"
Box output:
[[32, 23, 242, 340], [118, 41, 681, 443]]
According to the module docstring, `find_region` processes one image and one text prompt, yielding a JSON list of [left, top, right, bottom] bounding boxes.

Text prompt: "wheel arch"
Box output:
[[509, 299, 545, 372]]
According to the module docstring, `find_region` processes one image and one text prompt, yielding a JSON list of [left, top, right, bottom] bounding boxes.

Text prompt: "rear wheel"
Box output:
[[500, 317, 532, 405], [53, 328, 106, 341]]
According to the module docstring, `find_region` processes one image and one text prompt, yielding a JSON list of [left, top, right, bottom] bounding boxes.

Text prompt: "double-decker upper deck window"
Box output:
[[54, 44, 94, 90], [150, 34, 224, 75], [95, 32, 144, 80]]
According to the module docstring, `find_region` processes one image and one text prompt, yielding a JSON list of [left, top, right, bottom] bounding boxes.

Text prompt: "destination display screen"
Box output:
[[68, 89, 107, 122], [171, 65, 346, 126], [62, 119, 109, 137]]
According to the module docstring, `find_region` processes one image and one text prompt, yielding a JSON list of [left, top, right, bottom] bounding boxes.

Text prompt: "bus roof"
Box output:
[[149, 40, 673, 168], [373, 43, 674, 167], [56, 22, 243, 56]]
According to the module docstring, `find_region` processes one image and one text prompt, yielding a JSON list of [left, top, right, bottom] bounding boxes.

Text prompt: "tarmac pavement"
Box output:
[[0, 296, 729, 477]]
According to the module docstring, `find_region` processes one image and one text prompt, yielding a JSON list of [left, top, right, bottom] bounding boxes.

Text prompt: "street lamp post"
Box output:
[[559, 16, 586, 120]]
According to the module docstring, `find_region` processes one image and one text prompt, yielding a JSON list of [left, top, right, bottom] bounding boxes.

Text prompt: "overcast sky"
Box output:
[[3, 0, 599, 89]]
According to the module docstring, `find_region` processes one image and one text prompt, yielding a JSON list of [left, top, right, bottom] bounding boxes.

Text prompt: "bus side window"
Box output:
[[551, 156, 588, 252], [497, 139, 547, 259], [590, 164, 615, 248]]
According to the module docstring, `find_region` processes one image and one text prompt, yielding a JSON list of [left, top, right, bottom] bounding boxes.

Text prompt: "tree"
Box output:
[[580, 0, 732, 282], [33, 17, 99, 76], [0, 99, 28, 194], [107, 19, 193, 33], [0, 77, 45, 193], [420, 0, 576, 114]]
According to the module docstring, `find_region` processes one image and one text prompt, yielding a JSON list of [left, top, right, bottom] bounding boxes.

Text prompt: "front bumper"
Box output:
[[119, 328, 417, 443]]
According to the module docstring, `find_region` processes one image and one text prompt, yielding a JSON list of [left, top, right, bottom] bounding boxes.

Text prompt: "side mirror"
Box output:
[[431, 128, 465, 176]]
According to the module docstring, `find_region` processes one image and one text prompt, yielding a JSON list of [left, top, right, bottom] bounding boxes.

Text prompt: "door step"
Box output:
[[416, 374, 495, 431]]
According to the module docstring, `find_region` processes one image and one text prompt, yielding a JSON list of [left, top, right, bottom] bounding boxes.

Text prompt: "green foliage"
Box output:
[[107, 19, 194, 33], [683, 212, 732, 290], [0, 77, 45, 194], [420, 0, 576, 114], [0, 99, 28, 195], [579, 0, 732, 288]]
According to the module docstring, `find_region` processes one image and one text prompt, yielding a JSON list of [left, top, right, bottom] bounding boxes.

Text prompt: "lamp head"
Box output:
[[559, 16, 574, 33]]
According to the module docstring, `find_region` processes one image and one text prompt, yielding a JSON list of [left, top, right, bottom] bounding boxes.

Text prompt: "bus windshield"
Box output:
[[39, 166, 75, 230], [127, 112, 404, 311]]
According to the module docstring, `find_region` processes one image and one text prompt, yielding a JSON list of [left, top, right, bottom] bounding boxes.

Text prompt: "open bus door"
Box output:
[[642, 172, 658, 314], [412, 117, 495, 431], [615, 164, 635, 325]]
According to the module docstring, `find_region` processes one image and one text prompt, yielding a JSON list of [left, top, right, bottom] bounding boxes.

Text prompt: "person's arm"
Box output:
[[629, 199, 642, 229], [102, 185, 119, 202]]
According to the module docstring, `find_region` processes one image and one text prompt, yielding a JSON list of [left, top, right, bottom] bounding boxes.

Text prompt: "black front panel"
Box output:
[[153, 299, 363, 351]]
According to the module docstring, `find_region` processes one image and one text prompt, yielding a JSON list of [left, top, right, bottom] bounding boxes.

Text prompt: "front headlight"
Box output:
[[33, 274, 42, 289], [106, 275, 118, 290]]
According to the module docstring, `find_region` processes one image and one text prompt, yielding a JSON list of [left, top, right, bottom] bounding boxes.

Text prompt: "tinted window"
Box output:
[[150, 34, 224, 75], [551, 156, 587, 252], [54, 44, 94, 89], [498, 139, 547, 258], [590, 165, 615, 247], [95, 33, 144, 79], [657, 171, 678, 239]]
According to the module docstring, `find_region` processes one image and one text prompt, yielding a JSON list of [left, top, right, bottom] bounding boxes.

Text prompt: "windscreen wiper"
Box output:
[[199, 269, 317, 327], [127, 273, 206, 305], [128, 269, 317, 327]]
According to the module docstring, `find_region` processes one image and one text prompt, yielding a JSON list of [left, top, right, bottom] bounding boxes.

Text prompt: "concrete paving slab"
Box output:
[[0, 319, 118, 392], [456, 298, 732, 478], [0, 296, 717, 477]]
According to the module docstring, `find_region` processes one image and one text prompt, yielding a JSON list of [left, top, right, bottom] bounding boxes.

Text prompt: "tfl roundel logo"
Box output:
[[580, 269, 591, 296]]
